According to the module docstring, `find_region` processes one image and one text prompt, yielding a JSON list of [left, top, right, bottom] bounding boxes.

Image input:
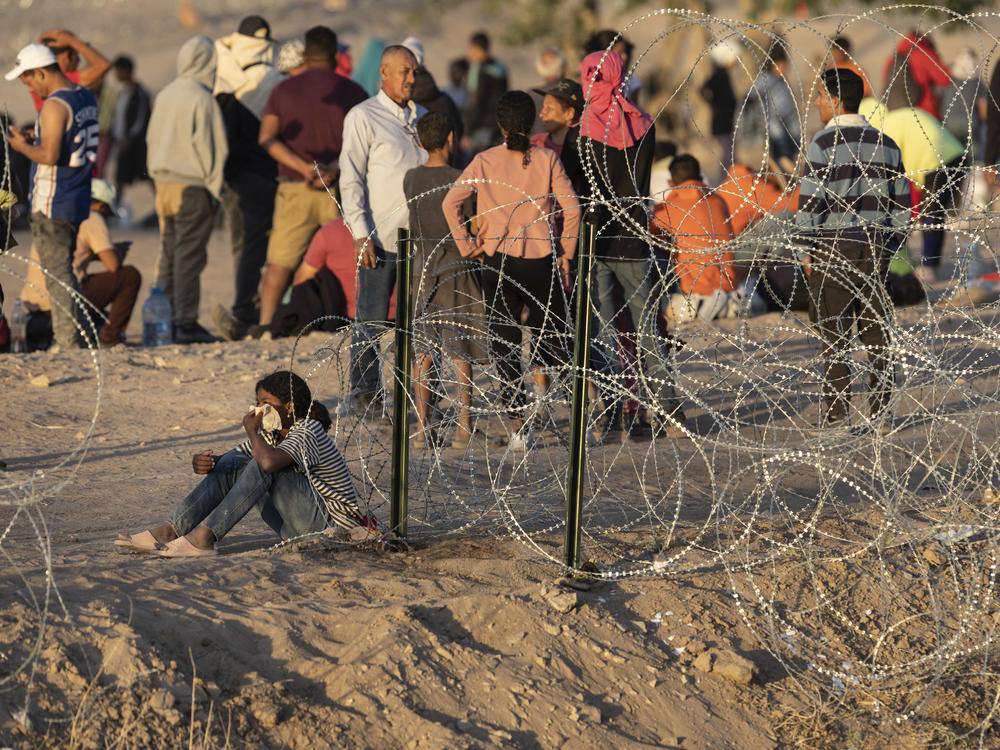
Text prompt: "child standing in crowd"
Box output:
[[115, 371, 365, 556], [442, 91, 580, 449], [403, 111, 486, 449]]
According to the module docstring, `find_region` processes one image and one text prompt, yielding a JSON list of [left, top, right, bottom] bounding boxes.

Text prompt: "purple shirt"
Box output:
[[261, 67, 367, 181]]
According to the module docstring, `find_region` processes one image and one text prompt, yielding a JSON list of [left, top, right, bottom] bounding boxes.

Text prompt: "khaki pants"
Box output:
[[266, 181, 340, 270]]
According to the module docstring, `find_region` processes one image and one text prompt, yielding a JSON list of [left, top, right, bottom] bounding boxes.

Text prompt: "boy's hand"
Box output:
[[355, 238, 376, 269], [192, 450, 217, 474], [557, 256, 571, 288]]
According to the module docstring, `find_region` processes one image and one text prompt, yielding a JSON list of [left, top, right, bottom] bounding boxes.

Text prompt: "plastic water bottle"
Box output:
[[9, 299, 27, 353], [142, 284, 173, 347]]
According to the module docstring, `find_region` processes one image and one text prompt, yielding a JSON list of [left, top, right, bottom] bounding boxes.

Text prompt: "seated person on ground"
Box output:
[[650, 154, 740, 324], [19, 179, 142, 348], [715, 162, 798, 237], [115, 371, 368, 557], [265, 217, 357, 338], [75, 179, 142, 346]]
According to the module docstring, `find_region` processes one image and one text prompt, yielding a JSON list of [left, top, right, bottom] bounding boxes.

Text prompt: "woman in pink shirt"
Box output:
[[442, 91, 581, 447]]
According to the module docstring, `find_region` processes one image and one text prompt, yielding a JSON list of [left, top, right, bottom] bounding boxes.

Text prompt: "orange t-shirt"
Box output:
[[650, 179, 737, 296], [834, 61, 873, 98], [715, 164, 798, 235]]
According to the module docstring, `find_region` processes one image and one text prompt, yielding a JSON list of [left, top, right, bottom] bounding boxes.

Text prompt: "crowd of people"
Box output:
[[1, 18, 996, 549]]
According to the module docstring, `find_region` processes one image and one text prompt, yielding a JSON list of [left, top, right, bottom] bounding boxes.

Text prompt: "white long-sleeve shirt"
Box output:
[[339, 89, 427, 253]]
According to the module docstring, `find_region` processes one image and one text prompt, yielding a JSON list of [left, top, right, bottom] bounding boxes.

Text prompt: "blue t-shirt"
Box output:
[[30, 86, 98, 223]]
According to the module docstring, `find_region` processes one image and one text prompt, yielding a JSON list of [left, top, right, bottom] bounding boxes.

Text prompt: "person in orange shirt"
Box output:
[[651, 154, 740, 323], [830, 36, 873, 98], [715, 162, 800, 235]]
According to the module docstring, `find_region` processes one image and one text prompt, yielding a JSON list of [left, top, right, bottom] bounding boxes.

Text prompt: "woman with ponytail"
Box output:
[[442, 90, 581, 448], [115, 370, 368, 557]]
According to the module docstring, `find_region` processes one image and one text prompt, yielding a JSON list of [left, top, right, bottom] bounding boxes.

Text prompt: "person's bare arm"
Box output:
[[7, 100, 68, 164], [292, 261, 320, 286], [40, 29, 110, 89], [242, 409, 294, 472], [95, 248, 120, 273]]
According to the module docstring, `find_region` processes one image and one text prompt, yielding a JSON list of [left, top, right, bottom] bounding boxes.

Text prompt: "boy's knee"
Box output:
[[120, 265, 142, 290]]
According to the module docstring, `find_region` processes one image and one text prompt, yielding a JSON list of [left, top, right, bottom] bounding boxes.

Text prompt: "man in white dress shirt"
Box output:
[[339, 45, 427, 409]]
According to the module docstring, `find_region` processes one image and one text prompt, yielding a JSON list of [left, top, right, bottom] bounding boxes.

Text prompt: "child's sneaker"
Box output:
[[506, 426, 536, 451]]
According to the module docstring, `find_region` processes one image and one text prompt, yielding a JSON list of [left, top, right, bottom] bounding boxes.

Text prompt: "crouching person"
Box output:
[[650, 154, 740, 324], [76, 179, 142, 346]]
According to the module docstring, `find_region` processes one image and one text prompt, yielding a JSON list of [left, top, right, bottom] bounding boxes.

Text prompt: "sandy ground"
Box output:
[[4, 1, 1000, 748]]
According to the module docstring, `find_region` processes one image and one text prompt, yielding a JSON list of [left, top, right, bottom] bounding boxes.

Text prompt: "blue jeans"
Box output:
[[590, 258, 682, 417], [350, 246, 397, 395], [168, 449, 328, 542]]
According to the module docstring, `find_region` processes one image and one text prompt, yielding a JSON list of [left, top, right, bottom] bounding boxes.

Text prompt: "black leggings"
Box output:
[[480, 253, 569, 414]]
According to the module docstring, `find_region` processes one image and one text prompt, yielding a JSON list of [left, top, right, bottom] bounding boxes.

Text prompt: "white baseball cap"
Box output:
[[401, 36, 425, 68], [5, 44, 59, 81]]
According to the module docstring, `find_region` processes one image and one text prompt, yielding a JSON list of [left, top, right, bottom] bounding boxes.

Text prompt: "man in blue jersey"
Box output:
[[7, 43, 98, 349]]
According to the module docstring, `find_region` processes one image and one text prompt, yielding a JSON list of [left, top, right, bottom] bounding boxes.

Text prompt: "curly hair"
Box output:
[[255, 370, 332, 431]]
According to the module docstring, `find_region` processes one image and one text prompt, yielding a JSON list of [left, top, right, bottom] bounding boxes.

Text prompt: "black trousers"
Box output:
[[480, 253, 569, 415], [808, 238, 894, 423]]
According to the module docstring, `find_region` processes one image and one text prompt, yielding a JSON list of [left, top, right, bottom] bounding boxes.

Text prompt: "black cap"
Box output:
[[238, 15, 271, 39], [532, 78, 584, 113]]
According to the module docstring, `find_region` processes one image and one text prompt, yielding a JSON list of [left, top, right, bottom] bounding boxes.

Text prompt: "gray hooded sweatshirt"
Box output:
[[146, 36, 228, 198]]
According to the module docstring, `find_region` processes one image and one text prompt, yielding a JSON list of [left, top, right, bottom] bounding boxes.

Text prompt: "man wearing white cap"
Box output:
[[7, 43, 98, 349]]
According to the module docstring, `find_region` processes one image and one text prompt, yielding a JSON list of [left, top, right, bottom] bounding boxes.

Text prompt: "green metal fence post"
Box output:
[[564, 212, 597, 571], [390, 228, 413, 538]]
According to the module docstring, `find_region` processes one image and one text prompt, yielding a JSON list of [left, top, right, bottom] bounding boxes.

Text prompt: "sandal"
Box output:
[[114, 530, 160, 554], [156, 535, 218, 558]]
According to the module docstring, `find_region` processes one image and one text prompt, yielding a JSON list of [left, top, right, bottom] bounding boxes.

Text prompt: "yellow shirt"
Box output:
[[859, 98, 964, 187]]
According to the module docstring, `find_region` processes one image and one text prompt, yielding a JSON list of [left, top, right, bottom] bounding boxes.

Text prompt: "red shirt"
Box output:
[[883, 35, 951, 119], [530, 132, 563, 156], [261, 67, 367, 181], [302, 217, 397, 320]]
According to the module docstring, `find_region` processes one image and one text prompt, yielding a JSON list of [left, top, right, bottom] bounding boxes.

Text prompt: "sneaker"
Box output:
[[506, 427, 536, 451], [213, 304, 248, 342], [173, 322, 221, 344]]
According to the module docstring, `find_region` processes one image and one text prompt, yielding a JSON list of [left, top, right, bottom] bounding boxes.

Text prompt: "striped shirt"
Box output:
[[795, 114, 911, 243], [238, 419, 361, 530]]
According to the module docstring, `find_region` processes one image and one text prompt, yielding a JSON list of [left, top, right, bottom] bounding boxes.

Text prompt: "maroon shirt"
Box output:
[[262, 67, 367, 181]]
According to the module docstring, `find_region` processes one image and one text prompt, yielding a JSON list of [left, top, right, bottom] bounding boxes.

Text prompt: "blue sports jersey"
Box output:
[[30, 86, 98, 223]]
